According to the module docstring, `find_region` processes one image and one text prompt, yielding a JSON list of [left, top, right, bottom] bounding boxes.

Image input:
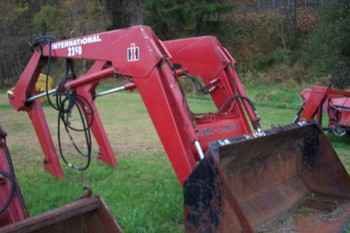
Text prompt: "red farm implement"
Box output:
[[7, 26, 350, 233], [297, 85, 350, 136], [0, 126, 123, 233], [0, 127, 27, 227], [0, 196, 123, 233]]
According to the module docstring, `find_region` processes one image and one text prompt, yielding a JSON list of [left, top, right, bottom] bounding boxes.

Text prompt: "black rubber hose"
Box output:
[[294, 105, 304, 123], [219, 95, 257, 113], [57, 94, 92, 171], [35, 36, 95, 172], [219, 95, 261, 129], [45, 47, 93, 171]]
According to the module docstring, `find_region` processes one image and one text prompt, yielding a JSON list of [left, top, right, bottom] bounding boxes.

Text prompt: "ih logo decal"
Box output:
[[127, 43, 140, 62]]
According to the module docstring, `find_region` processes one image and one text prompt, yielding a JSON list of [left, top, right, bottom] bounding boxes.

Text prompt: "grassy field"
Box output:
[[0, 87, 350, 233]]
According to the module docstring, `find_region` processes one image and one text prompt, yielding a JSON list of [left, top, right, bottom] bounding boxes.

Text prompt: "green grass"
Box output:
[[246, 83, 302, 110], [18, 153, 183, 233], [0, 88, 350, 232]]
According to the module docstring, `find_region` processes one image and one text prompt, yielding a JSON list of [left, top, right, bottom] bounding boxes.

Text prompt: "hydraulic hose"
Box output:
[[33, 37, 94, 172], [219, 95, 261, 130]]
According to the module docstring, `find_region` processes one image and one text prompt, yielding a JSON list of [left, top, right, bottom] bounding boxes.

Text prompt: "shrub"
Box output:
[[144, 0, 234, 39], [330, 60, 350, 88], [226, 12, 290, 72], [303, 1, 350, 81]]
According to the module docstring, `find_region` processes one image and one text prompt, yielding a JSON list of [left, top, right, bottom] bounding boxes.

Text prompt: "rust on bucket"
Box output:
[[0, 196, 123, 233], [184, 123, 350, 233]]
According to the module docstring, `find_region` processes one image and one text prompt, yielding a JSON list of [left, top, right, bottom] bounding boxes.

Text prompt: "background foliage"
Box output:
[[303, 1, 350, 87], [0, 0, 347, 88]]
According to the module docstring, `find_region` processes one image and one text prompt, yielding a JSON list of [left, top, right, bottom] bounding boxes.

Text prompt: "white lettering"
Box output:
[[51, 34, 102, 50], [68, 46, 82, 57]]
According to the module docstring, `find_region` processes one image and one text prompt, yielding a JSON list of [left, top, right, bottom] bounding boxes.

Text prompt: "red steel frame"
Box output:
[[0, 127, 27, 227], [164, 37, 260, 128], [8, 26, 260, 183], [299, 85, 350, 127]]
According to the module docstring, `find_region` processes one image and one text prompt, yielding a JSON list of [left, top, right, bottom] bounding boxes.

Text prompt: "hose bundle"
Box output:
[[37, 38, 94, 172]]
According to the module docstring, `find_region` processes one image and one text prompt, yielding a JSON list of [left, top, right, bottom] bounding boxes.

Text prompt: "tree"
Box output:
[[103, 0, 144, 29], [0, 1, 31, 86], [144, 0, 233, 39], [286, 0, 297, 45], [32, 4, 63, 34], [304, 0, 350, 86]]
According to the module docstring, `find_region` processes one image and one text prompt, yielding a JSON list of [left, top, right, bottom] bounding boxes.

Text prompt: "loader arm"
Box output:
[[9, 26, 204, 182], [164, 37, 261, 129], [71, 37, 260, 178], [8, 26, 259, 182], [68, 37, 261, 175]]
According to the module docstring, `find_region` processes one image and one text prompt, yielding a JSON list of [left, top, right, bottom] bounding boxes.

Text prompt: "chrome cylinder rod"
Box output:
[[26, 89, 57, 102], [24, 83, 134, 103], [94, 86, 128, 98], [194, 140, 205, 160]]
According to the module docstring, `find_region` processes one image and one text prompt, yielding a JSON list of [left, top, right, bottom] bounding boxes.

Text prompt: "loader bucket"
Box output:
[[0, 196, 124, 233], [184, 123, 350, 233]]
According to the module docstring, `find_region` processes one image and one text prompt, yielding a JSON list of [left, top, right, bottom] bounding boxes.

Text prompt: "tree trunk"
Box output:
[[127, 0, 144, 25], [286, 0, 297, 45], [104, 0, 143, 29]]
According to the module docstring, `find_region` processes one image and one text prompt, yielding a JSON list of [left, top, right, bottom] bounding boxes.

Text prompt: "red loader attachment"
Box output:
[[0, 196, 124, 233], [184, 122, 350, 233], [0, 127, 27, 227], [0, 127, 122, 232], [8, 26, 350, 232], [8, 27, 260, 181], [298, 85, 350, 136], [329, 97, 350, 132]]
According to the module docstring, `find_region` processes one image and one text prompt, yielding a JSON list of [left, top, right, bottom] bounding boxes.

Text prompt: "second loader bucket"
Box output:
[[0, 196, 124, 233], [184, 123, 350, 233]]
